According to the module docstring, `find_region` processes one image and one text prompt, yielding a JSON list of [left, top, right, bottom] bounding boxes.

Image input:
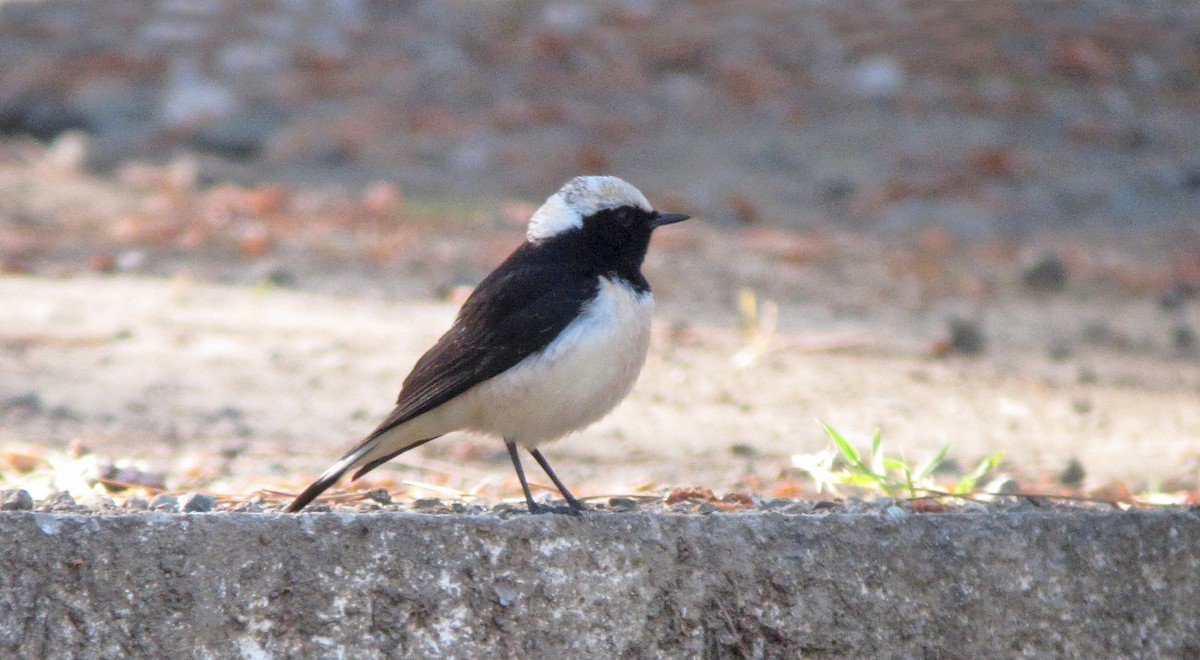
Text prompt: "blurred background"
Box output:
[[1, 0, 1198, 508], [3, 0, 1200, 233]]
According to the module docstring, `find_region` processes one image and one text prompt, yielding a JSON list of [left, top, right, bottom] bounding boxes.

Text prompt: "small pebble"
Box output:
[[1, 392, 42, 415], [179, 492, 216, 513], [364, 488, 391, 504], [948, 318, 986, 355], [991, 478, 1021, 495], [607, 497, 637, 511], [1, 489, 34, 511], [412, 497, 443, 510], [884, 505, 908, 518], [150, 494, 179, 512], [1046, 339, 1072, 361], [123, 496, 150, 510], [1022, 254, 1068, 292], [1059, 459, 1086, 488], [1173, 325, 1196, 352], [49, 491, 77, 510], [729, 443, 758, 457], [696, 502, 720, 515]]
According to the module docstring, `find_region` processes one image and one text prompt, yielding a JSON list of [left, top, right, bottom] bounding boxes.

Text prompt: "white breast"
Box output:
[[463, 276, 654, 446]]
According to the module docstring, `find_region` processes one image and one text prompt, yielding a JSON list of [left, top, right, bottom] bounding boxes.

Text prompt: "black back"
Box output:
[[363, 204, 658, 442]]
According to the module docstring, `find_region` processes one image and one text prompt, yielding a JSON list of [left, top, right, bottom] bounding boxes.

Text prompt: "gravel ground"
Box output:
[[3, 484, 1168, 517]]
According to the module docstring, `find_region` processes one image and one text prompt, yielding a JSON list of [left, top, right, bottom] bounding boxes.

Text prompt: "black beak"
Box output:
[[652, 212, 690, 228]]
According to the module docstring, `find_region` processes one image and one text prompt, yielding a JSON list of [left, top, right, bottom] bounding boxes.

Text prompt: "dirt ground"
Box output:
[[1, 151, 1198, 504]]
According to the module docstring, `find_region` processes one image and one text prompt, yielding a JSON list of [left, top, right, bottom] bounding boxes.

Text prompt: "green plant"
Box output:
[[791, 419, 1004, 498]]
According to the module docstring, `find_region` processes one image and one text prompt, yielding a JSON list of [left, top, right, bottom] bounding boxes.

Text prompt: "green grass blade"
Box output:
[[870, 430, 885, 475], [818, 419, 860, 464], [914, 442, 952, 484], [957, 452, 1005, 493]]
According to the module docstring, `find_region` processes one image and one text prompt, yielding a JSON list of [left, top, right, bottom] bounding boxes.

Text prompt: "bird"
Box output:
[[286, 175, 689, 514]]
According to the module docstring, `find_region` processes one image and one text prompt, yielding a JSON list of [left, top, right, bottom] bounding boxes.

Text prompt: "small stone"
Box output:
[[491, 502, 523, 514], [1047, 339, 1072, 361], [851, 56, 905, 99], [49, 491, 77, 510], [948, 318, 986, 355], [0, 392, 43, 415], [696, 502, 720, 514], [179, 492, 216, 513], [819, 177, 858, 203], [123, 496, 150, 510], [364, 488, 391, 504], [1022, 255, 1068, 293], [729, 443, 758, 458], [260, 267, 297, 288], [150, 494, 179, 512], [607, 497, 637, 511], [841, 497, 867, 513], [1159, 288, 1186, 312], [884, 505, 908, 518], [990, 478, 1021, 495], [1059, 459, 1086, 488], [412, 497, 443, 510], [1173, 325, 1196, 353], [44, 130, 90, 171], [1, 489, 34, 511]]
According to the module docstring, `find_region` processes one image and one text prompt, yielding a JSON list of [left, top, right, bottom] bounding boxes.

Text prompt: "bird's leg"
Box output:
[[529, 447, 585, 515], [506, 440, 542, 514]]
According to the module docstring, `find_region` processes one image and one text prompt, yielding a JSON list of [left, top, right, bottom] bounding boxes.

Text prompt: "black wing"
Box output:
[[368, 256, 597, 442], [285, 252, 597, 512]]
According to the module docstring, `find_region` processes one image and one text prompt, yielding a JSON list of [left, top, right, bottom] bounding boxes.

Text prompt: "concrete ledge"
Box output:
[[2, 510, 1198, 657]]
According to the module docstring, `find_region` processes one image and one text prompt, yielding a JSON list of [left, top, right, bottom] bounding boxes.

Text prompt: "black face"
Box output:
[[578, 205, 660, 274], [512, 204, 688, 294]]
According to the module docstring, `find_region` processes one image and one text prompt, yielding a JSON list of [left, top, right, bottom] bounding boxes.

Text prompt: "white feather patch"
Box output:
[[526, 176, 652, 242], [465, 275, 654, 445]]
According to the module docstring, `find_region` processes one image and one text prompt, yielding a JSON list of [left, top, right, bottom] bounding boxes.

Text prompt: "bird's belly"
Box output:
[[466, 278, 653, 445]]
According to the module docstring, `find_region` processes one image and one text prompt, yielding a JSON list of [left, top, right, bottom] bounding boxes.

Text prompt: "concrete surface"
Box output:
[[1, 510, 1198, 658]]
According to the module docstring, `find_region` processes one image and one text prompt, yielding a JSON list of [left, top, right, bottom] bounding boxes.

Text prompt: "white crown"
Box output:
[[526, 176, 652, 242]]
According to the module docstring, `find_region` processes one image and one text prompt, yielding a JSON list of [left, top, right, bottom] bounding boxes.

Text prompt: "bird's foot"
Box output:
[[527, 501, 586, 516]]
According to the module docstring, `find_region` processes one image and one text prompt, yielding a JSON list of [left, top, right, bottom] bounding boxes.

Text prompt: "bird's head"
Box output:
[[525, 176, 689, 266]]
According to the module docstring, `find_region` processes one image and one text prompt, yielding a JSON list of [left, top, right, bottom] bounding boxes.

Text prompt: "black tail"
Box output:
[[285, 452, 360, 513], [285, 436, 439, 512]]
